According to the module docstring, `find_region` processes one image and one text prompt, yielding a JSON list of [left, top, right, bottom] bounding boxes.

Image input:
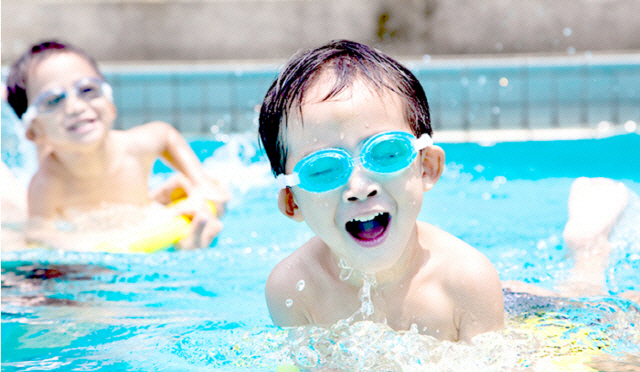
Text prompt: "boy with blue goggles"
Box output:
[[258, 40, 504, 343], [276, 131, 433, 193]]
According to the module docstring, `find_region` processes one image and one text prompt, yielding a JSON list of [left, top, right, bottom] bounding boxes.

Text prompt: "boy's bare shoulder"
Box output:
[[418, 222, 504, 339], [266, 237, 327, 292], [265, 237, 331, 326], [115, 121, 174, 153], [418, 221, 501, 290]]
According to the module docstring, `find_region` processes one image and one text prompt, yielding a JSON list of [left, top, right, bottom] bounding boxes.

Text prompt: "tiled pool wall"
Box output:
[[103, 57, 640, 137], [2, 56, 638, 137]]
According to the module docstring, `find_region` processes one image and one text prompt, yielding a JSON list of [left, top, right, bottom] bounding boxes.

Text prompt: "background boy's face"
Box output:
[[280, 73, 430, 273], [25, 52, 116, 149]]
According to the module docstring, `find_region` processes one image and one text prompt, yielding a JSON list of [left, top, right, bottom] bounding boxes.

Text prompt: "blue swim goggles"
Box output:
[[276, 131, 433, 193]]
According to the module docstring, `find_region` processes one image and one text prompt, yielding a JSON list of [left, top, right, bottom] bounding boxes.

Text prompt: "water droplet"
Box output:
[[499, 77, 509, 87], [295, 345, 319, 368], [598, 121, 612, 132], [296, 280, 305, 291], [624, 120, 637, 133], [410, 323, 419, 333], [339, 267, 353, 281], [338, 258, 353, 281], [563, 27, 572, 37], [285, 299, 293, 307]]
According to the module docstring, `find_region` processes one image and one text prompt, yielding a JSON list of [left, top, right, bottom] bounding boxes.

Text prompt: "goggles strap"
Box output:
[[413, 135, 433, 151], [102, 83, 114, 102], [276, 173, 300, 189]]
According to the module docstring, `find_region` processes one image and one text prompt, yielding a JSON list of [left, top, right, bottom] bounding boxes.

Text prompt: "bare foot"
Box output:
[[559, 178, 629, 296], [563, 177, 629, 250]]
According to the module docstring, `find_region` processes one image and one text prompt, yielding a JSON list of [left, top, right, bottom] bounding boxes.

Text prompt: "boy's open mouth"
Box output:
[[345, 212, 390, 243], [68, 120, 95, 133]]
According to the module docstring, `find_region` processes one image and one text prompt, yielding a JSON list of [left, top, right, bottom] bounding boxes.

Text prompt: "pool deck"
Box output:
[[437, 124, 638, 144]]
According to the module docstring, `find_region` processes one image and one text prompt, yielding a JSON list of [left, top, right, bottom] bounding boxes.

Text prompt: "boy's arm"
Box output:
[[134, 121, 230, 212], [452, 249, 504, 342], [27, 169, 62, 219], [129, 122, 229, 249]]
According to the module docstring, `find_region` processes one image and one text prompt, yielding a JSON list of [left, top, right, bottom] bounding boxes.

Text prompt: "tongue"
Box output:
[[346, 213, 390, 241], [356, 220, 385, 240]]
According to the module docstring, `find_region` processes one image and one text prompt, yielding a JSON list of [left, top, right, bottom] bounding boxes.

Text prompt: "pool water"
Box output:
[[2, 133, 640, 371]]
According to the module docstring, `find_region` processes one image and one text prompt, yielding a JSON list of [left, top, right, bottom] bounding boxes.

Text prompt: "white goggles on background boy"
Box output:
[[22, 77, 113, 126], [276, 130, 433, 193]]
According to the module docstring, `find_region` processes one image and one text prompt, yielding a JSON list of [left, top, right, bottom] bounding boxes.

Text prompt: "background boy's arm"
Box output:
[[130, 121, 230, 248], [137, 121, 230, 211]]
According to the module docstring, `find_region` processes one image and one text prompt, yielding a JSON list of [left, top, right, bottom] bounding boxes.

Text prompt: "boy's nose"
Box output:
[[343, 166, 379, 202], [64, 92, 88, 114]]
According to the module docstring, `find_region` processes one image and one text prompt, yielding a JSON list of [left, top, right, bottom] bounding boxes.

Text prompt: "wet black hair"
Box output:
[[5, 40, 104, 119], [258, 39, 432, 176]]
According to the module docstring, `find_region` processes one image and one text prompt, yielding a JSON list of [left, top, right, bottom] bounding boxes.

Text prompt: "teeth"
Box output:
[[350, 212, 384, 223]]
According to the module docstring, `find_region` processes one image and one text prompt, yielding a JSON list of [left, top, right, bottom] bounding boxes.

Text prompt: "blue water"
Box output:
[[2, 133, 640, 371]]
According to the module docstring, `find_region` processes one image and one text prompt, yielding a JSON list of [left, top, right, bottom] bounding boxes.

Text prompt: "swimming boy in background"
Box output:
[[258, 40, 504, 342], [5, 41, 230, 251]]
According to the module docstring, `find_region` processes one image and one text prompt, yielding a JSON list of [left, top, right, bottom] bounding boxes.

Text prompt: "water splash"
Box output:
[[338, 258, 353, 281], [201, 131, 273, 194], [336, 258, 379, 322], [356, 274, 377, 319], [219, 295, 640, 371]]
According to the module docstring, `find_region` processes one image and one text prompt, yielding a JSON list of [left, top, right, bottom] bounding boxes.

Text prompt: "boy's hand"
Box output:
[[150, 173, 230, 249], [170, 197, 223, 250], [150, 173, 230, 217]]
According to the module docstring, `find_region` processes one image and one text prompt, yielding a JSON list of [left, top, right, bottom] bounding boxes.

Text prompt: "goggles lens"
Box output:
[[294, 148, 354, 193], [23, 77, 112, 126], [277, 131, 432, 193], [361, 131, 417, 173]]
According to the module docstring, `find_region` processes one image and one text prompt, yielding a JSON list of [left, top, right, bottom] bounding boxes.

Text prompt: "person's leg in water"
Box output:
[[504, 177, 638, 302], [559, 177, 629, 297]]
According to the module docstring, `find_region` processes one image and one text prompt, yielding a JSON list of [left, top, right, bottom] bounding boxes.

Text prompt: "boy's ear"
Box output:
[[421, 145, 445, 192], [25, 126, 37, 142], [278, 187, 304, 222]]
